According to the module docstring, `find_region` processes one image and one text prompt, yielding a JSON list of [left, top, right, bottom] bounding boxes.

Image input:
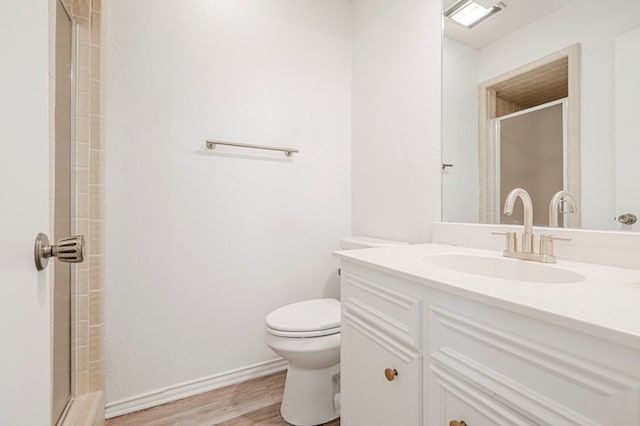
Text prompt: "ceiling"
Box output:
[[492, 57, 568, 110], [443, 0, 574, 49]]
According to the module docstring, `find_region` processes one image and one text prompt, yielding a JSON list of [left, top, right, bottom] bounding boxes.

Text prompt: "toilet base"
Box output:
[[280, 362, 340, 426]]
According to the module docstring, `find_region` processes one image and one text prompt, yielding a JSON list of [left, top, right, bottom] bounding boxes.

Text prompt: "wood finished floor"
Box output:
[[106, 371, 340, 426]]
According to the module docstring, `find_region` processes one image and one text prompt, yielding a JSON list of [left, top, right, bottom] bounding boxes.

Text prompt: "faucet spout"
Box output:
[[548, 191, 577, 228], [503, 188, 534, 253]]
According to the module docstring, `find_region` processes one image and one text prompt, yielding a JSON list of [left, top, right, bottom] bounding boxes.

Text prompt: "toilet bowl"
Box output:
[[264, 237, 409, 425], [265, 298, 341, 426]]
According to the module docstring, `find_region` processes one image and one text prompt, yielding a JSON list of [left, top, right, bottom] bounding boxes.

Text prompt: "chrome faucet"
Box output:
[[548, 191, 577, 228], [494, 188, 571, 263], [503, 188, 534, 253]]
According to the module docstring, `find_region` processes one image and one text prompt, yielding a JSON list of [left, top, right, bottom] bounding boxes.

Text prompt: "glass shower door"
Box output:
[[53, 0, 75, 423], [496, 100, 566, 226]]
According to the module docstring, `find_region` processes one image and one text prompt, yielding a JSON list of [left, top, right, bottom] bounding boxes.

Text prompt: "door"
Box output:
[[341, 312, 422, 425], [0, 0, 53, 425], [615, 25, 640, 231]]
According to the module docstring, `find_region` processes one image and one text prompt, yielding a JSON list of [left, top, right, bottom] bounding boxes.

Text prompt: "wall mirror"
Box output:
[[441, 0, 640, 231]]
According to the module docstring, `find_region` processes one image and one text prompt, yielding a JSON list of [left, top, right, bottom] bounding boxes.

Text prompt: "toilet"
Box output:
[[264, 237, 409, 426]]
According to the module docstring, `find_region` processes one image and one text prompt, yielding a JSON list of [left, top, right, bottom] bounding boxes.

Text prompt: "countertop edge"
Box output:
[[334, 246, 640, 352]]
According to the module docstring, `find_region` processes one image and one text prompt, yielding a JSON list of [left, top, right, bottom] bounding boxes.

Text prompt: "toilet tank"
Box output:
[[339, 236, 409, 250]]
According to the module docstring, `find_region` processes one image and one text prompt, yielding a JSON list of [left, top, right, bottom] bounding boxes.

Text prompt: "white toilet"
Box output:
[[264, 237, 409, 426]]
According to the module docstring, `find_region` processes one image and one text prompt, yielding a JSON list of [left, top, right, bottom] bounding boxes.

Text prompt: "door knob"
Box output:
[[34, 233, 85, 271], [617, 213, 637, 225]]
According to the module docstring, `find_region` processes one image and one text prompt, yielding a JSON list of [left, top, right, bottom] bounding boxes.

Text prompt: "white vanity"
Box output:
[[335, 234, 640, 425]]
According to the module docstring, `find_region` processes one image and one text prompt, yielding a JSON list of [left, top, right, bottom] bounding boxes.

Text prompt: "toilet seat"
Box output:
[[265, 298, 340, 338], [266, 325, 341, 338]]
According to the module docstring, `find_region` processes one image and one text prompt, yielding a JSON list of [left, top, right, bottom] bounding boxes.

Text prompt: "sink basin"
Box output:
[[423, 254, 586, 284]]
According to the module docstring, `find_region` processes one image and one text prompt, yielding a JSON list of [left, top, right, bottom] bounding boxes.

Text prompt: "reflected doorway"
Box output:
[[477, 45, 581, 227]]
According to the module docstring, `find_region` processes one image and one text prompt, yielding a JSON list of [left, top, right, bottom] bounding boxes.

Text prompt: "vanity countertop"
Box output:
[[334, 243, 640, 350]]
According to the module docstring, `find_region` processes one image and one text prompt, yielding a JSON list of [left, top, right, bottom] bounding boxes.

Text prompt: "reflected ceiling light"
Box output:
[[444, 0, 505, 28]]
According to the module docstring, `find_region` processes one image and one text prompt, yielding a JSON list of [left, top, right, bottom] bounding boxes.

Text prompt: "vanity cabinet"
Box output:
[[339, 262, 640, 426]]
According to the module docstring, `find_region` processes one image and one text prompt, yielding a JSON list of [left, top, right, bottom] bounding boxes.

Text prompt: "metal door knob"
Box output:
[[617, 213, 637, 225], [34, 233, 85, 271], [449, 421, 467, 426]]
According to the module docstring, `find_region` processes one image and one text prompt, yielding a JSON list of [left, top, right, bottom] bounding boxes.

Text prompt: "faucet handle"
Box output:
[[539, 234, 571, 257], [491, 231, 517, 252]]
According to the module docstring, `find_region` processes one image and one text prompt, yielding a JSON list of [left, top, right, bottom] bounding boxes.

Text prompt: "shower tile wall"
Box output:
[[495, 97, 523, 117], [49, 0, 105, 405], [77, 0, 105, 395]]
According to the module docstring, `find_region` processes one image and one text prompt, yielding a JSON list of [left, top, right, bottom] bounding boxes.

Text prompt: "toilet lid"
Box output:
[[266, 298, 341, 333]]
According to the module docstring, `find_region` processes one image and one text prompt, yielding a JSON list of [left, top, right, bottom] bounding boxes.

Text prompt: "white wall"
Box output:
[[442, 37, 479, 223], [351, 0, 442, 243], [105, 0, 351, 406], [477, 0, 640, 230]]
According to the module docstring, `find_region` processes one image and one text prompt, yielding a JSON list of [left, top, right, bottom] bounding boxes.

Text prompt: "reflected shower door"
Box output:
[[497, 100, 566, 226]]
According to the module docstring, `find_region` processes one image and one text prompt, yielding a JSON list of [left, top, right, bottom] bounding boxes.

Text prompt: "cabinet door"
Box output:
[[341, 311, 422, 426]]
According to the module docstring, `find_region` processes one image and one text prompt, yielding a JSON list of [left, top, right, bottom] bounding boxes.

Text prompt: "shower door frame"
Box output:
[[53, 0, 78, 423]]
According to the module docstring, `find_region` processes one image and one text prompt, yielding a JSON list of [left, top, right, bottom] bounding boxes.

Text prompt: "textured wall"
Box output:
[[104, 0, 351, 405], [351, 0, 442, 243], [441, 37, 479, 224]]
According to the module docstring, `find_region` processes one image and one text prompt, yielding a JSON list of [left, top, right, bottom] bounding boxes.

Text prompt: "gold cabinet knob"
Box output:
[[449, 421, 467, 426], [384, 368, 398, 381]]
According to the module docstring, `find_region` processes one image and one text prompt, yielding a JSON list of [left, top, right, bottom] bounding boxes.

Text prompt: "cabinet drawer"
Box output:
[[341, 269, 422, 348], [441, 384, 535, 426], [341, 311, 422, 426]]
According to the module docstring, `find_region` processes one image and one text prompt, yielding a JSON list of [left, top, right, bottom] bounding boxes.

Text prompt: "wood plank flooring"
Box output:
[[106, 371, 340, 426]]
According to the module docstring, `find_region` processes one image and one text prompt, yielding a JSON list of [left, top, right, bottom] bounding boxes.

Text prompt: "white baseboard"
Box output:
[[105, 358, 288, 419]]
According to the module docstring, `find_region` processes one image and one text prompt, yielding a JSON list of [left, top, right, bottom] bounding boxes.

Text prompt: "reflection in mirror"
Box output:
[[497, 101, 566, 227], [441, 0, 640, 232], [476, 47, 579, 228]]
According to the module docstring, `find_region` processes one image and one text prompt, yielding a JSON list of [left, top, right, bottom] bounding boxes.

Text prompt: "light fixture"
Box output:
[[444, 0, 505, 29]]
